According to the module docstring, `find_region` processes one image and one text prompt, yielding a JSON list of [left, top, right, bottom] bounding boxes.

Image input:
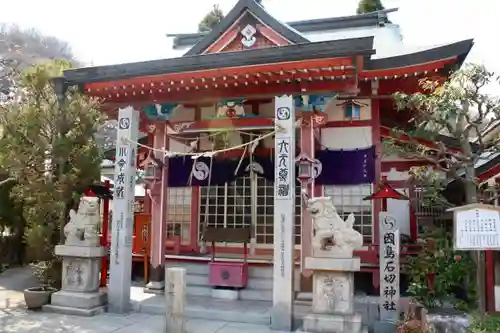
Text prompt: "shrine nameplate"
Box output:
[[378, 211, 400, 322], [452, 205, 500, 250]]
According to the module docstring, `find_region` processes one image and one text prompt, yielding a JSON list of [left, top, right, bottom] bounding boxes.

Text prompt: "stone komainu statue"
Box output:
[[64, 196, 100, 247], [306, 196, 363, 258]]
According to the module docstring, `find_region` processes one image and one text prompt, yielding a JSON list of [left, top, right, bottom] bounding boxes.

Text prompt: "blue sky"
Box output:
[[1, 0, 497, 79]]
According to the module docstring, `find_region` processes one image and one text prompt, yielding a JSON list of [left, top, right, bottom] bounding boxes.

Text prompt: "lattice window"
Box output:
[[199, 176, 252, 235], [166, 187, 192, 245], [323, 184, 373, 244], [199, 176, 302, 246]]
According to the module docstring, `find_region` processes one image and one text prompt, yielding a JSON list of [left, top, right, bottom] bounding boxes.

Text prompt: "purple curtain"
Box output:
[[167, 146, 375, 187], [314, 146, 375, 185], [168, 156, 237, 187]]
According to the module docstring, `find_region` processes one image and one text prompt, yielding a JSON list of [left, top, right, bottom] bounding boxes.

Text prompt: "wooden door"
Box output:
[[133, 214, 151, 255]]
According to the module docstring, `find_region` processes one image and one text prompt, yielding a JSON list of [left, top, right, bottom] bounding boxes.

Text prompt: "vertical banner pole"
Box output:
[[271, 95, 296, 331], [108, 106, 139, 313]]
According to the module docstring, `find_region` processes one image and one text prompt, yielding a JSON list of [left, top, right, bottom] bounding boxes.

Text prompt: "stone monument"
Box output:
[[299, 196, 365, 333], [43, 195, 108, 316]]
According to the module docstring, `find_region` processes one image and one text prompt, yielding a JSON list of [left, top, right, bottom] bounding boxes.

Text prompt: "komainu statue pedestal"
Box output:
[[299, 197, 366, 333], [43, 196, 107, 316], [43, 245, 107, 316], [299, 257, 364, 333]]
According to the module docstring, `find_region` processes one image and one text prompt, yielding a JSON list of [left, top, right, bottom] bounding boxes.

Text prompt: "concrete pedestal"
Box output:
[[165, 267, 186, 333], [299, 257, 364, 333], [43, 245, 108, 316], [145, 281, 166, 295]]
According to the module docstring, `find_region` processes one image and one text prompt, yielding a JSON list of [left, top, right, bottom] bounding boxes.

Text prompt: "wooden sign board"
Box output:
[[448, 203, 500, 250]]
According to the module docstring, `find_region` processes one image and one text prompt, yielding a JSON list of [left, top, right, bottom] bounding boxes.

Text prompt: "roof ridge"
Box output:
[[183, 0, 308, 56], [166, 8, 399, 38]]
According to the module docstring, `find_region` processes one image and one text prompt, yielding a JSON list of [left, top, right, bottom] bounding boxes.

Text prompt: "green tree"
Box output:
[[356, 0, 385, 14], [0, 60, 104, 286], [0, 26, 82, 267], [388, 63, 500, 313], [198, 4, 224, 32]]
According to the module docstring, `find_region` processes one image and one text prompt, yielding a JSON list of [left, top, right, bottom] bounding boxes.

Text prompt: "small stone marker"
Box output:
[[165, 267, 186, 333], [378, 212, 400, 323]]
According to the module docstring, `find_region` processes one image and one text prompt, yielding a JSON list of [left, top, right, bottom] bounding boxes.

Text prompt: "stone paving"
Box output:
[[0, 267, 282, 333], [0, 309, 282, 333]]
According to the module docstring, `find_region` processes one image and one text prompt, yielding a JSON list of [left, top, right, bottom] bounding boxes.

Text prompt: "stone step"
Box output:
[[166, 262, 209, 275], [185, 273, 209, 286], [166, 261, 273, 279], [248, 266, 273, 279], [186, 273, 273, 290], [186, 284, 273, 302], [186, 285, 212, 297], [136, 295, 271, 325], [239, 288, 273, 301]]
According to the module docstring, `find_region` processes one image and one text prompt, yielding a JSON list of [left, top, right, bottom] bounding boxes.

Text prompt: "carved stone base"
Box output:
[[55, 245, 106, 293], [305, 257, 360, 315], [312, 270, 355, 315], [302, 256, 364, 333], [300, 313, 363, 333], [47, 245, 107, 316], [43, 290, 107, 316]]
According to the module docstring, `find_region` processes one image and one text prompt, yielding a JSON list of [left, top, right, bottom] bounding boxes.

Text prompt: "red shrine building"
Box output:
[[59, 0, 487, 316]]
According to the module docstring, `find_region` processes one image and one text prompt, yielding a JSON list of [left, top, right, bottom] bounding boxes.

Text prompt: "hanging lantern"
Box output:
[[139, 150, 164, 184], [295, 153, 315, 181]]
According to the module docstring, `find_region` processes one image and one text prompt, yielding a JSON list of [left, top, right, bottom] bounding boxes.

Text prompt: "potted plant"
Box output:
[[24, 260, 59, 310], [402, 227, 476, 333]]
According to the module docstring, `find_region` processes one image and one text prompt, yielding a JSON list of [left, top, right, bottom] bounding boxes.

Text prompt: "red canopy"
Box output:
[[363, 181, 409, 201], [85, 188, 97, 197]]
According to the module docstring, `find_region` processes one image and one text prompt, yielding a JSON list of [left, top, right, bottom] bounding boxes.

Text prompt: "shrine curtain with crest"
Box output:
[[167, 146, 375, 187]]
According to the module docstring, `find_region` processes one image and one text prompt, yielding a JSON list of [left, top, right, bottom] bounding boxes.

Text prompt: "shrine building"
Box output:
[[57, 0, 483, 324]]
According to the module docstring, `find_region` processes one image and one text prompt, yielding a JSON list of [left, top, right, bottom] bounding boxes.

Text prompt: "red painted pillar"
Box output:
[[100, 180, 111, 287], [486, 249, 495, 312], [299, 114, 315, 277], [371, 93, 382, 292], [145, 123, 168, 292], [371, 97, 382, 244]]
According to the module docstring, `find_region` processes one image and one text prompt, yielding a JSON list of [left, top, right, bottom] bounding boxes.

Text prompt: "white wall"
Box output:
[[321, 127, 372, 150]]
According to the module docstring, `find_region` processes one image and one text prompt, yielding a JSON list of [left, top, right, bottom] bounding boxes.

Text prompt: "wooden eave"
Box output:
[[64, 38, 373, 86], [60, 37, 374, 105], [360, 39, 474, 81]]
